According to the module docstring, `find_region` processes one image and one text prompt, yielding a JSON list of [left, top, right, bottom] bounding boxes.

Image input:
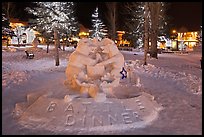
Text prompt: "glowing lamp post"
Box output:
[[171, 29, 178, 51]]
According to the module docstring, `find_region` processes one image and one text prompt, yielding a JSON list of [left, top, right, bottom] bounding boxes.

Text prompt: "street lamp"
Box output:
[[171, 29, 178, 51]]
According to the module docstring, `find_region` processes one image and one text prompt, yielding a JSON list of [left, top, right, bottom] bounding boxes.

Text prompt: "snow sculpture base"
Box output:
[[13, 91, 163, 134]]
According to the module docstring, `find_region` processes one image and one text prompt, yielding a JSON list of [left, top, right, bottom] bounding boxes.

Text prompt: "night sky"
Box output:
[[166, 2, 202, 31], [75, 2, 202, 31], [13, 2, 202, 31]]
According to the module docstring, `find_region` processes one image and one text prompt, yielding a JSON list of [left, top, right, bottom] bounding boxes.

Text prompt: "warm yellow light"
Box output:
[[79, 32, 89, 36], [172, 30, 176, 33], [38, 37, 43, 41], [34, 30, 40, 35], [72, 37, 80, 42], [117, 31, 125, 34], [10, 23, 25, 29], [172, 41, 177, 49]]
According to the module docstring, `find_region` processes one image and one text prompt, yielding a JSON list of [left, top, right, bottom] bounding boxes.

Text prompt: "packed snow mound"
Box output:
[[126, 60, 202, 95], [2, 71, 30, 88]]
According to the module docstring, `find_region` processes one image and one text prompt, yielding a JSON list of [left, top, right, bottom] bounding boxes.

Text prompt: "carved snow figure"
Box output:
[[125, 63, 141, 87], [65, 38, 101, 97], [65, 38, 125, 99], [96, 38, 125, 94]]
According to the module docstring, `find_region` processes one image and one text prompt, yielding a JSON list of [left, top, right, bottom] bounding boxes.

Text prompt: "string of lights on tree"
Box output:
[[25, 2, 79, 42], [125, 2, 167, 47], [89, 7, 108, 41]]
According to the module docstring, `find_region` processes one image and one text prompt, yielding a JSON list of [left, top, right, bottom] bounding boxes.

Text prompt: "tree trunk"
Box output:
[[6, 35, 9, 48], [54, 28, 60, 66], [112, 5, 116, 41], [58, 42, 61, 50], [149, 2, 161, 59], [106, 2, 117, 41], [6, 2, 11, 20], [62, 40, 65, 51], [17, 37, 20, 47], [150, 30, 158, 59], [46, 42, 49, 53], [66, 40, 70, 47], [143, 2, 149, 65]]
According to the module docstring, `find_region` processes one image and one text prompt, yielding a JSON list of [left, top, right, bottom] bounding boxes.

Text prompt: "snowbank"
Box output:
[[126, 60, 202, 95]]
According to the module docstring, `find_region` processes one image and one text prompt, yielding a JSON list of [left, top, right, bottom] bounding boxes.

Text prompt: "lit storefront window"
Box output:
[[177, 31, 198, 50], [172, 41, 177, 50]]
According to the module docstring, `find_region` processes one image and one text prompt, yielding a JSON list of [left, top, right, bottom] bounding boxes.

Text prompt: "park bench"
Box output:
[[25, 50, 34, 59]]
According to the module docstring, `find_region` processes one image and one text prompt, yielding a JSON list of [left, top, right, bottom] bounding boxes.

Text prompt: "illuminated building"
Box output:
[[79, 32, 89, 38], [116, 31, 130, 46], [78, 24, 89, 39], [9, 18, 28, 29], [170, 27, 199, 51], [8, 18, 44, 45], [177, 31, 199, 50]]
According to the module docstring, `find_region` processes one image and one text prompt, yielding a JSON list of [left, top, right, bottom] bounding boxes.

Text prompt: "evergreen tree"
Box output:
[[90, 7, 108, 40]]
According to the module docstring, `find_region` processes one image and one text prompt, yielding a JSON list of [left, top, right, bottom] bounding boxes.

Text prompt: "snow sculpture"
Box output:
[[96, 38, 125, 94], [65, 38, 101, 96], [65, 38, 124, 99]]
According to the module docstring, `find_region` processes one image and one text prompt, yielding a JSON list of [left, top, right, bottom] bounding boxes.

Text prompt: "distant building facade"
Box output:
[[9, 18, 37, 45], [170, 27, 200, 51]]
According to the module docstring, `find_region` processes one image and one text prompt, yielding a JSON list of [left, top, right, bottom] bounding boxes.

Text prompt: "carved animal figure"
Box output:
[[95, 38, 125, 93], [65, 38, 99, 92], [97, 38, 125, 81]]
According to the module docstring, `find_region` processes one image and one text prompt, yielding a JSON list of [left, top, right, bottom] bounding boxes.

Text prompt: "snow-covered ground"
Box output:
[[2, 45, 202, 135]]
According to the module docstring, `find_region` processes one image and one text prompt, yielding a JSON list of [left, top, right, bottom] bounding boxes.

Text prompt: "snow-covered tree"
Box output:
[[26, 2, 78, 36], [26, 2, 79, 66], [28, 3, 78, 36], [90, 7, 108, 40], [56, 2, 79, 50]]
